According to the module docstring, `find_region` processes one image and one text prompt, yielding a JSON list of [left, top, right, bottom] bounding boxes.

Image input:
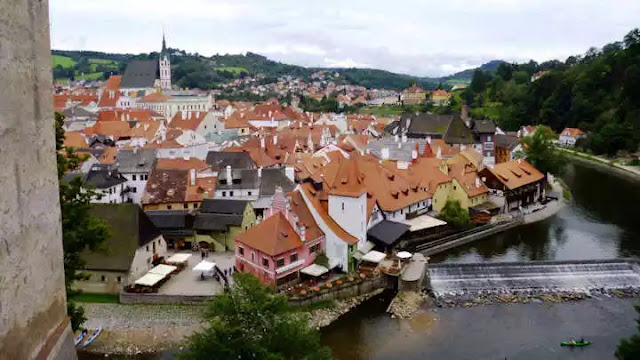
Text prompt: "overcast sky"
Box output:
[[49, 0, 640, 77]]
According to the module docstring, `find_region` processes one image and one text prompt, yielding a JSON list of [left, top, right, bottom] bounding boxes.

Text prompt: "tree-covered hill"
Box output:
[[459, 28, 640, 156]]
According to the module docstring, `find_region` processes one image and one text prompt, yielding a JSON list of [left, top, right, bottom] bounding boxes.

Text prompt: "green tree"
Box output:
[[615, 305, 640, 360], [438, 200, 470, 228], [408, 78, 417, 87], [180, 273, 332, 360], [55, 112, 110, 331], [517, 125, 567, 177]]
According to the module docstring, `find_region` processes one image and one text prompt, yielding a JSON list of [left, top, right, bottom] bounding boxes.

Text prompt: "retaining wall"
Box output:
[[120, 292, 216, 304], [288, 276, 387, 306]]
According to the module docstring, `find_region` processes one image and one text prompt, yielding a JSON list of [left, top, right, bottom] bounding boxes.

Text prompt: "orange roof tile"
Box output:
[[99, 147, 118, 164], [561, 128, 585, 137], [169, 111, 208, 131], [236, 212, 303, 256], [140, 92, 171, 103], [483, 159, 544, 190], [156, 158, 210, 171], [63, 131, 87, 149], [299, 183, 357, 245]]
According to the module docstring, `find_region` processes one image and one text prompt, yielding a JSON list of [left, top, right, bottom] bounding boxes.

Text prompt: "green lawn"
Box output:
[[89, 58, 116, 64], [70, 293, 119, 303], [358, 105, 407, 117], [52, 55, 76, 68], [76, 72, 105, 81], [214, 66, 249, 75]]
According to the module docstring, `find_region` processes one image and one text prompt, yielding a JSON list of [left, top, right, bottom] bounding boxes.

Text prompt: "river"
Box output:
[[320, 161, 640, 359]]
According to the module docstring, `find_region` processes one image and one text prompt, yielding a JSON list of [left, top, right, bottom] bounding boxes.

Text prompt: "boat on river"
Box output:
[[82, 327, 102, 347], [561, 340, 591, 347]]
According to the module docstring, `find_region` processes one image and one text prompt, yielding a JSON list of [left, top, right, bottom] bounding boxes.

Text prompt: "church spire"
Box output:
[[162, 31, 167, 54]]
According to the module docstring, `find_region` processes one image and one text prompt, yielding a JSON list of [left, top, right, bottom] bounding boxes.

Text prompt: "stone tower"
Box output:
[[159, 33, 172, 90], [0, 0, 76, 358]]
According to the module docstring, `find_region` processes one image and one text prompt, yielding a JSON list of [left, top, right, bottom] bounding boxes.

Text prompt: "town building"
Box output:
[[430, 89, 452, 106], [495, 134, 522, 164], [114, 149, 157, 204], [82, 164, 128, 204], [193, 199, 256, 251], [142, 167, 216, 210], [472, 119, 497, 166], [479, 159, 545, 213], [75, 204, 166, 294], [401, 86, 427, 105], [558, 128, 586, 147]]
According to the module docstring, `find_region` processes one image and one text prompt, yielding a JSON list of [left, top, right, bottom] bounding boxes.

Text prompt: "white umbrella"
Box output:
[[397, 251, 413, 259]]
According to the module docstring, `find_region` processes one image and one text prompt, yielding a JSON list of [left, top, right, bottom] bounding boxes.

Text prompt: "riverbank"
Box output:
[[561, 148, 640, 182]]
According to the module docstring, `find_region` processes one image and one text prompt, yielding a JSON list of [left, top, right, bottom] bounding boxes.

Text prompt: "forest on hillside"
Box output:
[[458, 28, 640, 156]]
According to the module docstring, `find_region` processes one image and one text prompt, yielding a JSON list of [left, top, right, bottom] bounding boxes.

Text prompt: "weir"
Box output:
[[427, 259, 640, 297]]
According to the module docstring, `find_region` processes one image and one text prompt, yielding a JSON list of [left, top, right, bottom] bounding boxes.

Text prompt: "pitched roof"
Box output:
[[443, 116, 474, 144], [193, 213, 243, 231], [200, 199, 250, 215], [406, 114, 454, 136], [367, 220, 410, 246], [85, 121, 160, 141], [431, 89, 451, 98], [140, 92, 171, 103], [114, 149, 157, 173], [299, 183, 358, 245], [561, 128, 585, 137], [448, 161, 488, 198], [472, 119, 496, 134], [495, 134, 520, 150], [120, 60, 159, 89], [156, 158, 210, 171], [84, 164, 127, 189], [142, 169, 188, 205], [483, 159, 544, 190], [84, 204, 161, 272], [169, 111, 208, 131], [63, 131, 87, 149], [145, 210, 194, 230], [289, 190, 324, 242], [99, 147, 118, 164], [236, 212, 303, 256], [205, 151, 256, 171]]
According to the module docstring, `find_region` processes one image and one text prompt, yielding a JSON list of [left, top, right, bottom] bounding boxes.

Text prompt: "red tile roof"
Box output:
[[561, 128, 585, 137], [169, 111, 208, 131], [236, 212, 303, 256]]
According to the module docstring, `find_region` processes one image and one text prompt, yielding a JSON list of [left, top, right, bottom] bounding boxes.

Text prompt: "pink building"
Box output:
[[235, 189, 325, 287]]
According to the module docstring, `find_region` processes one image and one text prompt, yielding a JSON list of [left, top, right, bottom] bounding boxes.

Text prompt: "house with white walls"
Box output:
[[114, 149, 157, 204]]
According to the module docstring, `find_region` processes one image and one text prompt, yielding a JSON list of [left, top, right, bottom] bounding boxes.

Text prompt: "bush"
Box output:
[[438, 200, 470, 228]]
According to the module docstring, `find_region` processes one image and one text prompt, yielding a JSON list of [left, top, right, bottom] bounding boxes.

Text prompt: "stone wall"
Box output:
[[0, 0, 76, 358], [288, 276, 387, 306], [120, 292, 217, 304]]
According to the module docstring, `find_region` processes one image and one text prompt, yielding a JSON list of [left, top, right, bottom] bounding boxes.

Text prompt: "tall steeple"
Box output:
[[159, 30, 171, 90], [161, 31, 167, 54]]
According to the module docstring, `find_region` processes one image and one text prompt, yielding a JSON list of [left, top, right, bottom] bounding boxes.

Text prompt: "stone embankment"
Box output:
[[386, 291, 430, 319], [433, 287, 640, 308], [307, 289, 384, 329]]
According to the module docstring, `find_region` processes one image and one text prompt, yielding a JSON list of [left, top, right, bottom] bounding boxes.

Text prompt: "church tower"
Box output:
[[159, 33, 171, 90]]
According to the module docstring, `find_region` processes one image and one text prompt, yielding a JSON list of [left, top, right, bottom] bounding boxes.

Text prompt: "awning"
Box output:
[[166, 253, 192, 264], [134, 273, 165, 287], [275, 259, 306, 274], [400, 215, 447, 232], [367, 220, 411, 245], [300, 264, 329, 277], [193, 260, 216, 272], [148, 264, 177, 276], [361, 250, 386, 264], [397, 251, 413, 259]]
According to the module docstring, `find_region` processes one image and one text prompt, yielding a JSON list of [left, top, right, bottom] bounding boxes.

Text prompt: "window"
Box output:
[[146, 245, 149, 251], [194, 203, 199, 208], [262, 258, 269, 267], [101, 275, 106, 282], [251, 252, 255, 262], [310, 244, 320, 254], [248, 191, 252, 196], [342, 202, 345, 211], [277, 258, 285, 268], [290, 253, 298, 262], [167, 205, 172, 210], [117, 276, 122, 283], [184, 204, 188, 209], [487, 135, 492, 142], [453, 185, 457, 190], [229, 191, 234, 197], [132, 174, 136, 181], [132, 187, 137, 193], [222, 191, 226, 197], [239, 247, 244, 256]]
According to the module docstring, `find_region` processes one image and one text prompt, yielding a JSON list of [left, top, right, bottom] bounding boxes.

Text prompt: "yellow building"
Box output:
[[193, 199, 257, 251], [430, 89, 452, 106], [401, 86, 427, 105]]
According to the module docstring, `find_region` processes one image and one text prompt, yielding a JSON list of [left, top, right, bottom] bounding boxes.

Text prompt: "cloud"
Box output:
[[49, 0, 640, 77]]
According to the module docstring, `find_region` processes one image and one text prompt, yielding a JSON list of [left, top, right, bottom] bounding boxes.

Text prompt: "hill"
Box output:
[[460, 28, 640, 156]]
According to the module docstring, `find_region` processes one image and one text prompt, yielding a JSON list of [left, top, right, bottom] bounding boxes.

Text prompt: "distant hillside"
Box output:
[[51, 48, 500, 90]]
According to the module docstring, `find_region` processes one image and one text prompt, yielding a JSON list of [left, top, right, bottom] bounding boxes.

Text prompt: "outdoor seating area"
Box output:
[[128, 264, 179, 293]]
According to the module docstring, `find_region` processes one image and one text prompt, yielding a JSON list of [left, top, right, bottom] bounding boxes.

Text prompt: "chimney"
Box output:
[[381, 146, 389, 160], [411, 144, 418, 161], [436, 146, 442, 159], [258, 167, 263, 178], [190, 169, 196, 186], [273, 134, 278, 145], [461, 102, 468, 121], [226, 165, 232, 184], [300, 225, 306, 242], [182, 112, 186, 120], [260, 137, 265, 149]]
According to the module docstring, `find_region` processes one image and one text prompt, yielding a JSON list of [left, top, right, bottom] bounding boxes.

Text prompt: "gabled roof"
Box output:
[[448, 161, 488, 198], [561, 128, 585, 137], [145, 210, 194, 230], [406, 114, 453, 136], [443, 116, 474, 144], [299, 183, 358, 245], [200, 199, 250, 215], [142, 169, 188, 205], [84, 164, 127, 189], [482, 159, 544, 190], [169, 111, 208, 131], [63, 131, 87, 149], [120, 60, 158, 89], [115, 149, 157, 173], [288, 190, 324, 242], [495, 134, 521, 150], [194, 213, 243, 231], [85, 204, 161, 272], [236, 212, 303, 256], [205, 151, 256, 171], [472, 119, 496, 134], [367, 220, 410, 246], [156, 158, 210, 171]]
